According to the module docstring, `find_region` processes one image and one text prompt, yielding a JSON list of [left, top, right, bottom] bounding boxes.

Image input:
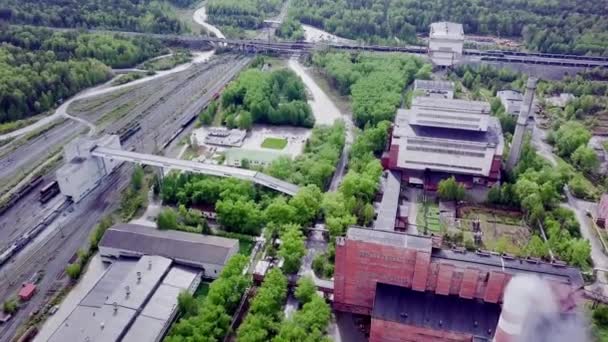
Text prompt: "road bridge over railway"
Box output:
[[13, 25, 608, 69], [91, 147, 300, 196]]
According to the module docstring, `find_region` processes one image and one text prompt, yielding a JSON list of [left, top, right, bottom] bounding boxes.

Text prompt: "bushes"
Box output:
[[167, 255, 250, 342], [221, 69, 314, 128], [552, 121, 591, 158], [276, 18, 305, 40], [207, 0, 283, 29], [236, 269, 288, 342], [265, 122, 345, 189], [313, 52, 425, 127]]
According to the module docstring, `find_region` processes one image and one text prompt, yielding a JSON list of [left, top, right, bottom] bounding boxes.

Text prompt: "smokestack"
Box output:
[[506, 78, 537, 171], [494, 275, 557, 342]]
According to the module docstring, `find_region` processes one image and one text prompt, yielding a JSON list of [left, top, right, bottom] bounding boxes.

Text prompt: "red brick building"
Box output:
[[334, 227, 584, 341], [596, 194, 608, 228]]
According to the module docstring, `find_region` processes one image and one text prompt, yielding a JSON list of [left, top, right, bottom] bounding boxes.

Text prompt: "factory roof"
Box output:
[[48, 304, 138, 342], [430, 22, 464, 40], [99, 223, 238, 267], [225, 148, 289, 164], [80, 259, 137, 308], [373, 171, 402, 231], [49, 258, 200, 342], [433, 249, 584, 287], [392, 109, 504, 176], [406, 97, 491, 132], [414, 79, 455, 92], [496, 90, 522, 101], [346, 226, 432, 252], [372, 283, 500, 339], [105, 255, 172, 310]]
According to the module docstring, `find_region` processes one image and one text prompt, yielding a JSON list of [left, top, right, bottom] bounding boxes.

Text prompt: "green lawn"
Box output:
[[261, 137, 288, 150], [416, 202, 443, 233], [238, 239, 255, 256]]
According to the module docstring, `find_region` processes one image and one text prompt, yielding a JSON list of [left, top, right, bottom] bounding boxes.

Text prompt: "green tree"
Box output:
[[571, 145, 599, 173], [524, 235, 549, 258], [264, 197, 296, 225], [66, 263, 82, 280], [295, 277, 316, 305], [177, 291, 198, 318], [279, 224, 306, 274], [157, 207, 179, 230], [131, 165, 144, 190], [289, 185, 322, 226], [216, 199, 264, 235], [437, 177, 466, 202], [553, 121, 591, 158]]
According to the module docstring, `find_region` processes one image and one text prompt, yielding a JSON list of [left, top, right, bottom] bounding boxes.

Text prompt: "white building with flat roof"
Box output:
[[428, 22, 464, 67], [497, 90, 523, 116], [413, 79, 455, 99]]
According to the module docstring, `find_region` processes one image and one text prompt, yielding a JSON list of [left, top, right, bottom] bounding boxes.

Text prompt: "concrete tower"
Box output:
[[506, 77, 537, 170]]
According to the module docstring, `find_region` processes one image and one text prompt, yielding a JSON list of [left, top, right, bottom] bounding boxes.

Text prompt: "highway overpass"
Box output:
[[91, 147, 300, 196]]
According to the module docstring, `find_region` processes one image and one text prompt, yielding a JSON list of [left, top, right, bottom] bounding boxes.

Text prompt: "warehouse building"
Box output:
[[428, 22, 464, 66], [413, 79, 455, 99], [496, 90, 523, 116], [333, 227, 583, 341], [384, 97, 504, 190], [48, 256, 201, 342], [56, 134, 122, 202], [373, 171, 408, 232], [99, 223, 239, 278]]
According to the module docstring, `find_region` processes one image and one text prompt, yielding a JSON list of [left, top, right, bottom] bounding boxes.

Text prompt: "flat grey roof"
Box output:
[[122, 315, 166, 342], [80, 259, 137, 308], [105, 255, 172, 310], [347, 226, 432, 252], [99, 223, 238, 267], [374, 171, 402, 231], [430, 22, 464, 40], [48, 305, 137, 342], [414, 79, 454, 92]]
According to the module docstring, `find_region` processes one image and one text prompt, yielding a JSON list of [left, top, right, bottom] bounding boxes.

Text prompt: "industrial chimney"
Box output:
[[506, 77, 537, 171]]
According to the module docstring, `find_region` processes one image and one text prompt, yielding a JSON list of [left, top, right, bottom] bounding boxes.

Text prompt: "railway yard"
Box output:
[[0, 50, 250, 340]]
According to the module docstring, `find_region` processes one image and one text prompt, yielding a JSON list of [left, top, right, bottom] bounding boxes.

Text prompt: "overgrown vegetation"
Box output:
[[236, 268, 288, 342], [276, 18, 305, 41], [290, 0, 608, 55], [312, 52, 427, 127], [207, 0, 283, 30], [1, 0, 187, 33], [265, 122, 345, 189], [0, 26, 167, 124], [221, 68, 314, 129], [142, 51, 192, 71], [166, 255, 251, 342]]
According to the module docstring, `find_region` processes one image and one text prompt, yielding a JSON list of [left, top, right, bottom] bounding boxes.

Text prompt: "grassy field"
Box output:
[[261, 137, 288, 150], [238, 239, 255, 255], [416, 202, 443, 233]]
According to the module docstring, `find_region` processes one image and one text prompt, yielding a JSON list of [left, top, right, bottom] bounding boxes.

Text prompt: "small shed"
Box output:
[[19, 283, 36, 301]]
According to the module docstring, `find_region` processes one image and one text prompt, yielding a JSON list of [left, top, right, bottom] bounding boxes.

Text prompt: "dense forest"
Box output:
[[312, 52, 428, 127], [0, 27, 166, 124], [0, 0, 186, 33], [220, 68, 314, 128], [207, 0, 283, 29], [290, 0, 608, 55]]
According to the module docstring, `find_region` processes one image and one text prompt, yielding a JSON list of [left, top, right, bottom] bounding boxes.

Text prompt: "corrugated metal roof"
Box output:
[[373, 171, 402, 231], [99, 224, 238, 267], [414, 80, 455, 92]]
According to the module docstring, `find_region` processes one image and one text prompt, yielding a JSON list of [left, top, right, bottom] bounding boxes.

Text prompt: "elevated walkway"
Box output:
[[92, 147, 299, 196]]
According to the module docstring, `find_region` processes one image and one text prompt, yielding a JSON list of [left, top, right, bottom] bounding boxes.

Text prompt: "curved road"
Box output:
[[193, 6, 226, 39], [0, 51, 215, 141]]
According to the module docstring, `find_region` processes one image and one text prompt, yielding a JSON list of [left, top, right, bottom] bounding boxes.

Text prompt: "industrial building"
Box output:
[[191, 127, 247, 147], [224, 148, 289, 168], [413, 79, 455, 99], [99, 223, 239, 278], [56, 134, 122, 202], [373, 170, 408, 232], [334, 227, 584, 341], [48, 255, 201, 342], [383, 97, 504, 190], [428, 22, 464, 66], [496, 90, 523, 116]]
